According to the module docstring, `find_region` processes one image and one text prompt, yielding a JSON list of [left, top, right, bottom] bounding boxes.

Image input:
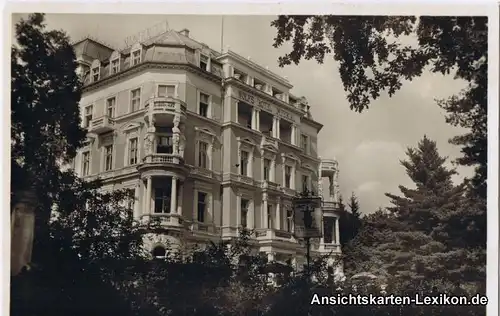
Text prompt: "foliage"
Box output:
[[271, 16, 488, 198], [344, 136, 485, 292], [338, 193, 362, 248], [11, 13, 145, 316]]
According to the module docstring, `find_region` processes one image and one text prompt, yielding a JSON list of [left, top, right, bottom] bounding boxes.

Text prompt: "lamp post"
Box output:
[[292, 189, 322, 274]]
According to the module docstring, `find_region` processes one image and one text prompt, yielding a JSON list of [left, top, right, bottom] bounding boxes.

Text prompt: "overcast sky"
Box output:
[[12, 14, 474, 213]]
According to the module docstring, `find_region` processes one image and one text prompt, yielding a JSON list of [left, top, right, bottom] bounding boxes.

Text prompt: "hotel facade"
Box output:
[[72, 27, 342, 271]]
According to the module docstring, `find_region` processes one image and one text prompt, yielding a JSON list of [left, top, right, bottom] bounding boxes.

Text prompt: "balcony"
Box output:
[[261, 180, 280, 192], [322, 201, 338, 210], [144, 97, 187, 125], [255, 229, 295, 242], [89, 115, 114, 134], [282, 187, 296, 197], [141, 213, 184, 228], [319, 243, 341, 253], [143, 153, 183, 165]]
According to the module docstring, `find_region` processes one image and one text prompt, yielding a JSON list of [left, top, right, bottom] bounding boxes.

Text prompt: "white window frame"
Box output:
[[131, 44, 142, 66], [109, 51, 121, 75], [193, 182, 213, 224], [197, 90, 212, 118], [237, 137, 257, 178], [91, 59, 100, 82], [281, 153, 300, 190], [127, 137, 139, 166], [130, 87, 141, 112], [81, 150, 91, 177], [83, 104, 93, 128], [199, 52, 211, 72], [103, 144, 114, 172], [236, 189, 254, 230], [240, 198, 250, 228], [300, 133, 309, 154], [260, 145, 277, 183], [267, 203, 274, 229], [194, 127, 216, 171], [156, 83, 178, 98], [100, 133, 116, 172], [106, 97, 116, 118]]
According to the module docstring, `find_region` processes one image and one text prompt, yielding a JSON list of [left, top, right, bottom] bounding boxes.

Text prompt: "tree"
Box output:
[[381, 137, 484, 286], [11, 14, 146, 316], [338, 193, 362, 248], [271, 16, 487, 199], [11, 13, 87, 255]]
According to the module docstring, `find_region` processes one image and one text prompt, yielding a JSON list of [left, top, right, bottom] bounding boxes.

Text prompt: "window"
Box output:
[[200, 54, 209, 71], [128, 138, 138, 165], [198, 141, 208, 169], [110, 59, 119, 74], [301, 134, 308, 152], [324, 217, 335, 244], [106, 97, 116, 118], [240, 151, 249, 176], [132, 50, 141, 66], [285, 166, 292, 188], [91, 67, 100, 82], [130, 88, 141, 112], [241, 199, 249, 228], [286, 209, 293, 233], [154, 188, 171, 213], [267, 204, 273, 229], [152, 246, 166, 259], [82, 151, 90, 176], [157, 136, 173, 154], [104, 145, 113, 171], [158, 85, 175, 98], [83, 105, 93, 128], [263, 159, 271, 181], [302, 175, 309, 192], [197, 192, 207, 222], [199, 92, 209, 117]]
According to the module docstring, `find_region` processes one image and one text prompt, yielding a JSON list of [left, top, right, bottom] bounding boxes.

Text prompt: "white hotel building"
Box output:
[[72, 27, 343, 271]]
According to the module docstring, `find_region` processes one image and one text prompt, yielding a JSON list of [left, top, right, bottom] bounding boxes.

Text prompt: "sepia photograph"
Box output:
[[7, 3, 498, 316]]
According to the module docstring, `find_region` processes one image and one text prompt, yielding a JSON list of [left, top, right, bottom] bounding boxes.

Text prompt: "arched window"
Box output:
[[152, 245, 166, 259]]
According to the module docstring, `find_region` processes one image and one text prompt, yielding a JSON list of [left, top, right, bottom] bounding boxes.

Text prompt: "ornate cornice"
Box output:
[[82, 61, 222, 94]]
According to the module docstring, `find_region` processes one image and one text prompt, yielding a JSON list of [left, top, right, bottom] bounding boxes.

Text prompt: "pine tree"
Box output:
[[380, 136, 484, 286], [347, 192, 362, 238]]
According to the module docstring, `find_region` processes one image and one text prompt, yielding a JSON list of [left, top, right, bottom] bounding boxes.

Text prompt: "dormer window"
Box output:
[[91, 60, 100, 82], [199, 54, 210, 71], [254, 78, 265, 91], [131, 44, 142, 66], [132, 50, 141, 65], [109, 51, 121, 75]]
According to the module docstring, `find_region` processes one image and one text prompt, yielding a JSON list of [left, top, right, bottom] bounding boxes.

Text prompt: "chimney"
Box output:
[[179, 28, 190, 37]]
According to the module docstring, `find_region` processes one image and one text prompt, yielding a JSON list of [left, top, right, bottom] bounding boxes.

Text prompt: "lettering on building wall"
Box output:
[[277, 109, 293, 121], [123, 21, 170, 48], [237, 90, 278, 114]]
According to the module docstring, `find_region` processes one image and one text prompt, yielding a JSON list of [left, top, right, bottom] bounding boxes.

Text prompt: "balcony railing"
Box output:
[[143, 153, 183, 165], [261, 180, 280, 191], [140, 213, 183, 227], [144, 97, 186, 123], [255, 229, 295, 242], [322, 201, 338, 210], [89, 115, 114, 134]]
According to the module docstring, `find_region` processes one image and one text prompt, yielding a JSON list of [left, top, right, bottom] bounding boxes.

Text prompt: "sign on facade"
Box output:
[[293, 197, 322, 239], [123, 20, 170, 48]]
